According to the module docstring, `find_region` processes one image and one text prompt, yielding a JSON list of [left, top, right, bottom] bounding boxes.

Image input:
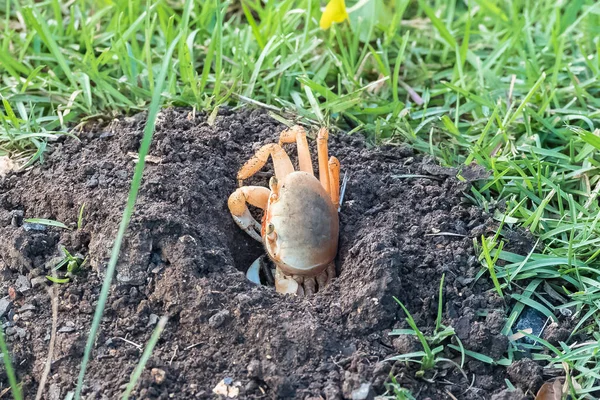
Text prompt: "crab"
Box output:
[[228, 126, 340, 296]]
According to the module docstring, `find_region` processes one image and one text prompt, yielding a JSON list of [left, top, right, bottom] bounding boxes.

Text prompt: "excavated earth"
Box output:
[[0, 108, 546, 399]]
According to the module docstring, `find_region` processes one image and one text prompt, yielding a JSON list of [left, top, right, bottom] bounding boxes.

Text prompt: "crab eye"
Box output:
[[266, 223, 275, 234]]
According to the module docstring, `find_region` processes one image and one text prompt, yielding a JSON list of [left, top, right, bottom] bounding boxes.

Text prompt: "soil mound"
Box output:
[[0, 108, 532, 399]]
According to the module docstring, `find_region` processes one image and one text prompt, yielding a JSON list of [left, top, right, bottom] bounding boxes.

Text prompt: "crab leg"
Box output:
[[237, 143, 294, 184], [228, 186, 270, 242], [278, 125, 314, 175], [317, 128, 331, 194], [328, 156, 340, 208]]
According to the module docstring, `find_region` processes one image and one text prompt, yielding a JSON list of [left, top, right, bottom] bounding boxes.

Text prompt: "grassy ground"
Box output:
[[2, 0, 600, 398]]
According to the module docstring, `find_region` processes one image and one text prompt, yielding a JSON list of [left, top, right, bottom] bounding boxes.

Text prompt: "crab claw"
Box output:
[[274, 268, 300, 295]]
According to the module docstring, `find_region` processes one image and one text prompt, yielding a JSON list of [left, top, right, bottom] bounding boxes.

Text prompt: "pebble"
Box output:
[[247, 360, 262, 378], [59, 321, 76, 333], [79, 301, 93, 314], [16, 327, 27, 339], [15, 275, 31, 292], [86, 178, 99, 188], [18, 304, 36, 313], [0, 297, 11, 318], [147, 314, 159, 327], [31, 276, 48, 288], [11, 210, 24, 227], [208, 310, 230, 328], [19, 310, 34, 320], [151, 368, 166, 385], [351, 383, 374, 400]]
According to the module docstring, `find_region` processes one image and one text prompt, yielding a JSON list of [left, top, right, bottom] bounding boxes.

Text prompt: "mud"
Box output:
[[0, 108, 543, 399]]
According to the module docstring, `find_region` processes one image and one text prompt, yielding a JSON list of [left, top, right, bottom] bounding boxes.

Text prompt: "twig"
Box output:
[[338, 172, 350, 212], [113, 337, 143, 350], [185, 343, 202, 351], [424, 232, 467, 238], [35, 284, 59, 400], [234, 94, 282, 112]]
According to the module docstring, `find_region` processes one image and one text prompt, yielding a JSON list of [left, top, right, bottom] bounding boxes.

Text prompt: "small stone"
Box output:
[[351, 383, 374, 400], [18, 304, 36, 313], [392, 335, 418, 354], [208, 310, 230, 328], [28, 268, 44, 278], [11, 210, 24, 227], [15, 327, 27, 339], [490, 388, 526, 400], [86, 178, 98, 188], [151, 368, 166, 385], [247, 360, 262, 379], [5, 327, 16, 336], [58, 325, 76, 333], [19, 310, 34, 320], [114, 170, 128, 180], [15, 275, 31, 292], [31, 276, 48, 288], [147, 314, 159, 327], [79, 301, 93, 314], [0, 297, 11, 318]]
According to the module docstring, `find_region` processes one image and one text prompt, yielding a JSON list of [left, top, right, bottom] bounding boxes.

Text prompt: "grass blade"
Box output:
[[121, 316, 168, 399], [0, 327, 22, 400], [23, 218, 70, 230]]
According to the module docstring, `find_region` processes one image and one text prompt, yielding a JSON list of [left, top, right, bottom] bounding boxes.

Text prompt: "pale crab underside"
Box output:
[[228, 126, 340, 296]]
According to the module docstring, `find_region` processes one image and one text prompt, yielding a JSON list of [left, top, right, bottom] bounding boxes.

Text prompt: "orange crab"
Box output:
[[228, 126, 340, 295]]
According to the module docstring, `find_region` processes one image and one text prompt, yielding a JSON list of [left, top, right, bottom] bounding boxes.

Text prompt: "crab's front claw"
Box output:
[[274, 268, 300, 295]]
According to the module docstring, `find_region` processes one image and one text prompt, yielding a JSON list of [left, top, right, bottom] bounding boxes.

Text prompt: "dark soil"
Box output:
[[0, 108, 543, 399]]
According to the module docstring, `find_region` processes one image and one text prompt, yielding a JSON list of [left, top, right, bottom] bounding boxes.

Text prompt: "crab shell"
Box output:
[[261, 171, 339, 277]]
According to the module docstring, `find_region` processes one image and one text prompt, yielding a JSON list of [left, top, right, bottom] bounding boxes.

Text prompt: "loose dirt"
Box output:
[[0, 108, 543, 399]]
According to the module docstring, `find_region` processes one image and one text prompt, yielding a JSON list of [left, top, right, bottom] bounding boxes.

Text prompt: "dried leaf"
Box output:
[[508, 328, 532, 341], [127, 152, 163, 164], [535, 379, 563, 400]]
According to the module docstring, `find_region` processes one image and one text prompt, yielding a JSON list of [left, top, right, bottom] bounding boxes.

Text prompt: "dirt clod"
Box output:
[[507, 358, 544, 394], [0, 108, 538, 399], [490, 388, 527, 400]]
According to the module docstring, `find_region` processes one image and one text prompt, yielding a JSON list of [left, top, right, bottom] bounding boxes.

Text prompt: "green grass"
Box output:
[[2, 0, 600, 397]]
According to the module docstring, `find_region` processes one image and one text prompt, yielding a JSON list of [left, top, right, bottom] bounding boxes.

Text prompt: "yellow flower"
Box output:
[[320, 0, 349, 30]]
